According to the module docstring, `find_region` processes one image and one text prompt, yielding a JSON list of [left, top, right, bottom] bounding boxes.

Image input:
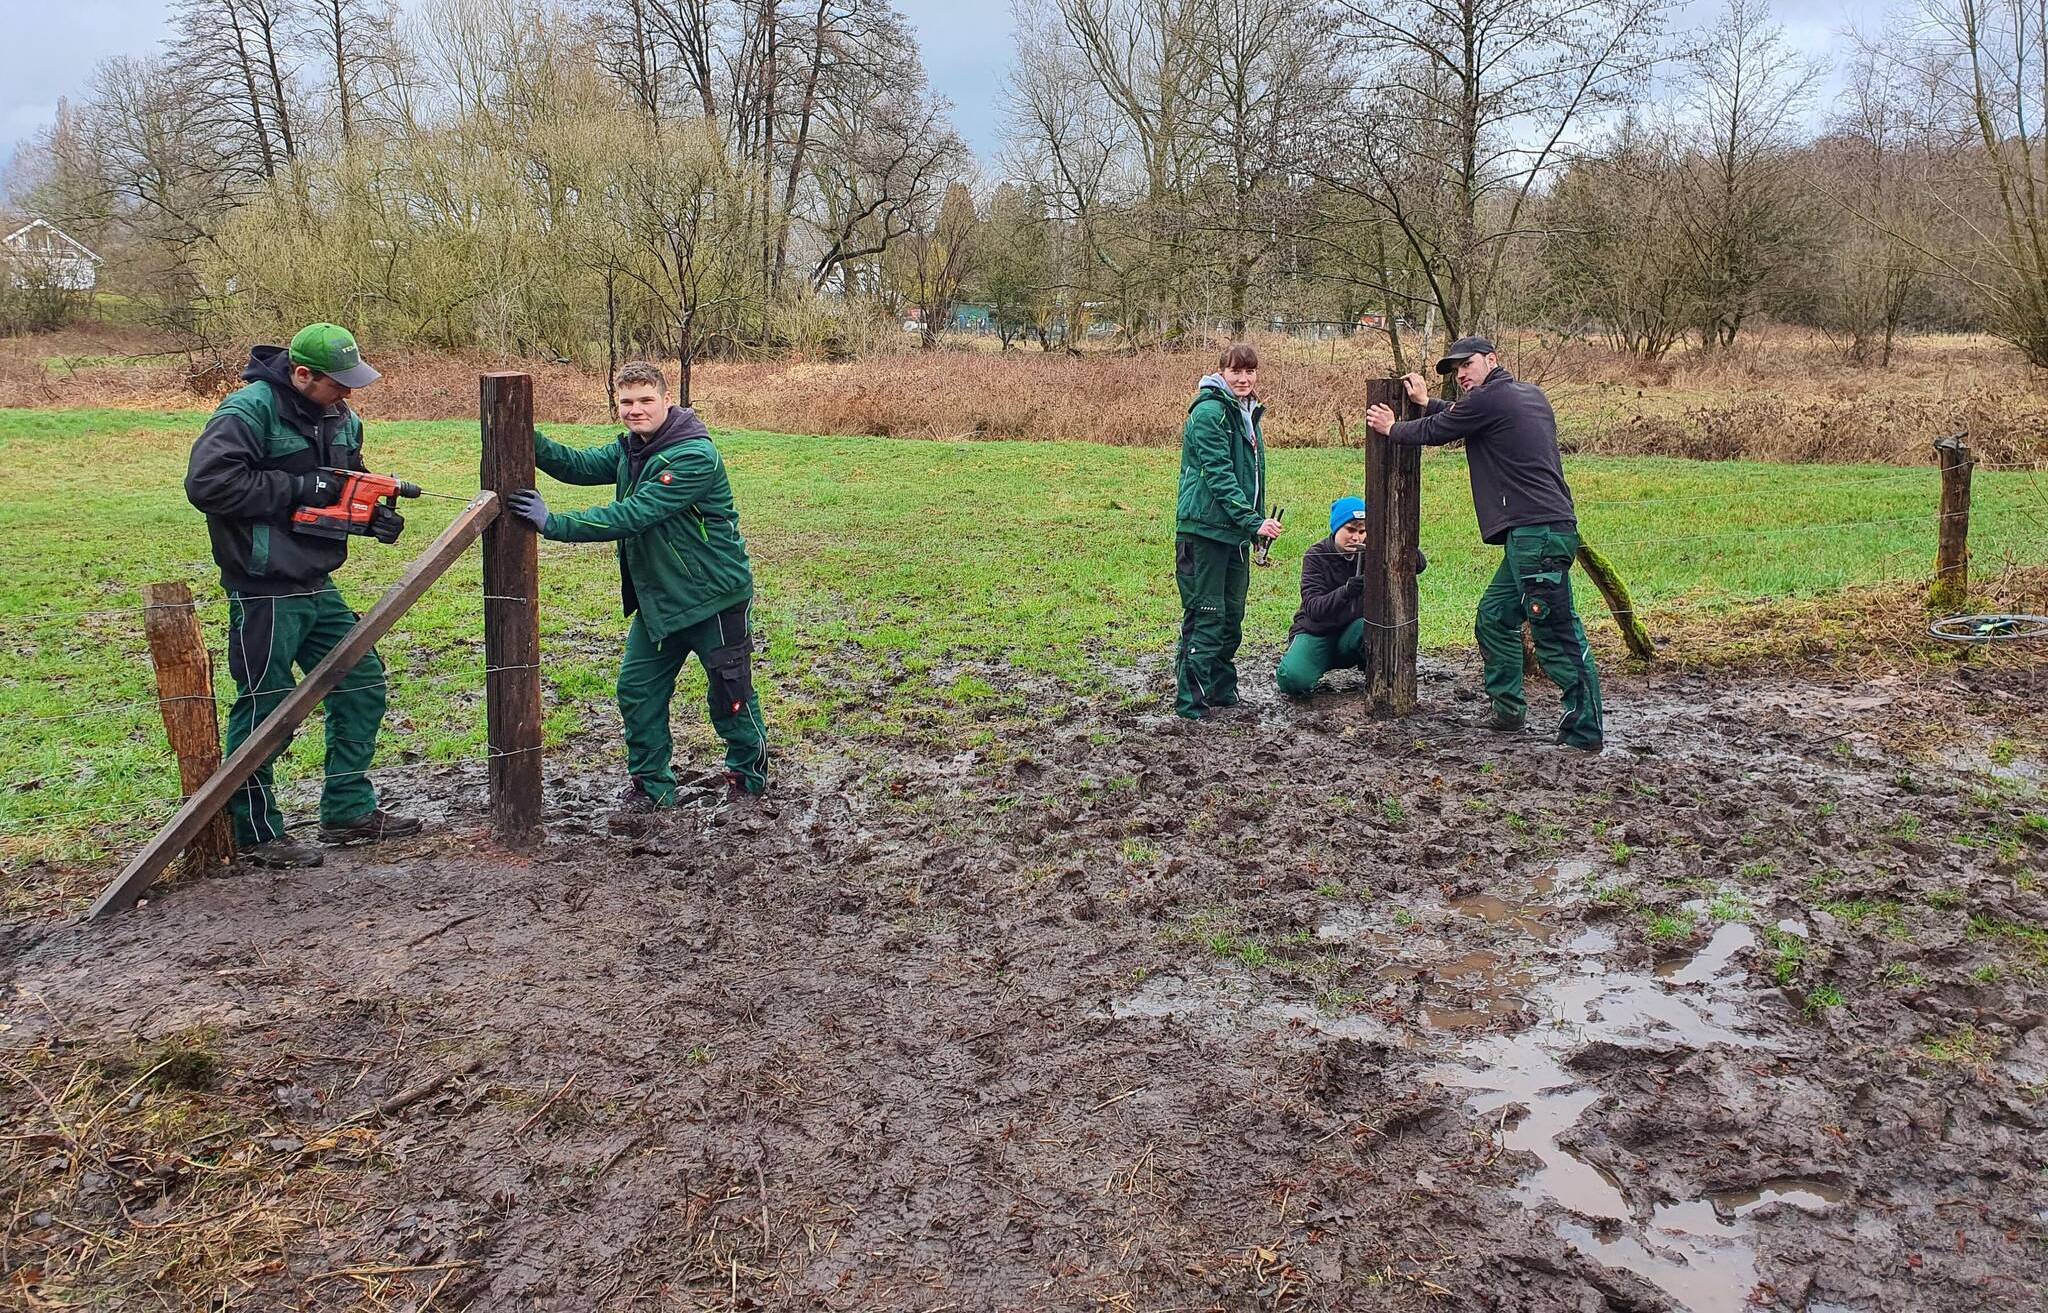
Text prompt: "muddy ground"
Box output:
[[4, 653, 2046, 1311]]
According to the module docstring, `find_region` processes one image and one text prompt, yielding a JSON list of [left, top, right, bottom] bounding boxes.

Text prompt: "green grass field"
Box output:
[[3, 406, 2044, 867]]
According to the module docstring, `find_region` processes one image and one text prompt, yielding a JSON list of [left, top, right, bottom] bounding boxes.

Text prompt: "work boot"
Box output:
[[1474, 708, 1527, 733], [1557, 735, 1606, 754], [318, 808, 424, 845], [615, 780, 665, 814], [724, 772, 763, 807], [242, 837, 325, 869], [609, 779, 667, 835]]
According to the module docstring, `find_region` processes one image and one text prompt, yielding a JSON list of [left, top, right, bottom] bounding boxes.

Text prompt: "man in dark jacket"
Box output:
[[185, 323, 422, 868], [1276, 497, 1426, 698], [1366, 337, 1604, 750], [507, 362, 765, 816], [1174, 342, 1284, 719]]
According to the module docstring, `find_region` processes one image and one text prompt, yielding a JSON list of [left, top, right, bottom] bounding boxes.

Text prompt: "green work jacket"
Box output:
[[535, 406, 754, 641], [1175, 381, 1267, 546]]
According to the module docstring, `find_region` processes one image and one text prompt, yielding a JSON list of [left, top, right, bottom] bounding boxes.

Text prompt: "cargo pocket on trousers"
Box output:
[[1175, 538, 1196, 578], [1520, 560, 1572, 630], [705, 641, 754, 718]]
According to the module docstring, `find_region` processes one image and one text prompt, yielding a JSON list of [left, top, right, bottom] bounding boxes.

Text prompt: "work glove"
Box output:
[[369, 503, 405, 545], [1342, 574, 1365, 595], [507, 489, 550, 532], [294, 470, 345, 507]]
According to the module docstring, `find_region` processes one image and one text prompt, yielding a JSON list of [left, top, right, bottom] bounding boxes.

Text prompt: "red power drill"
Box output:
[[291, 468, 423, 540]]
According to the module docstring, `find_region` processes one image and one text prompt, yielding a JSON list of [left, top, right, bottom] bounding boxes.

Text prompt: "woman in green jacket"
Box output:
[[1174, 343, 1284, 719]]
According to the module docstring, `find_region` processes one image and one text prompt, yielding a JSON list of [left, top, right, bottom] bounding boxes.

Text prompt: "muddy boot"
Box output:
[[724, 771, 764, 808], [609, 780, 667, 835], [318, 808, 423, 845], [242, 837, 325, 869], [1474, 708, 1527, 733], [1555, 734, 1606, 754]]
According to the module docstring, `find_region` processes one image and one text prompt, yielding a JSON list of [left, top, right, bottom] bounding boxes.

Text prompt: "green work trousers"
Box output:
[[1174, 533, 1249, 719], [618, 603, 767, 803], [1276, 619, 1368, 698], [1475, 524, 1604, 748], [224, 588, 386, 846]]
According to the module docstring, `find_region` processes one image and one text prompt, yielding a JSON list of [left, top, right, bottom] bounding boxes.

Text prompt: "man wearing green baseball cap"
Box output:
[[185, 323, 420, 870]]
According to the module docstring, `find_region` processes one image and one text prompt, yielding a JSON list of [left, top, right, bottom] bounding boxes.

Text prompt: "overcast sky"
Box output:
[[1, 0, 1874, 177]]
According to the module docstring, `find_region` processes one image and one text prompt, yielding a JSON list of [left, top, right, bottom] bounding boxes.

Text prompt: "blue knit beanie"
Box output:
[[1329, 496, 1368, 534]]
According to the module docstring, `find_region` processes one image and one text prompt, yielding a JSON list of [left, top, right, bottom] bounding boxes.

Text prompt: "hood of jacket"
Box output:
[[242, 344, 331, 430], [621, 405, 710, 482], [1193, 374, 1262, 435]]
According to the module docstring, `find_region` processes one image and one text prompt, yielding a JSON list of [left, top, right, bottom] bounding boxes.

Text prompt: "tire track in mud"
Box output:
[[4, 657, 2044, 1310]]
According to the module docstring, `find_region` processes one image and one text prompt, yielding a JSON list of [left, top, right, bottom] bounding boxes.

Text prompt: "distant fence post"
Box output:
[[141, 582, 234, 880], [480, 372, 544, 849], [1932, 434, 1973, 611], [1362, 378, 1421, 716]]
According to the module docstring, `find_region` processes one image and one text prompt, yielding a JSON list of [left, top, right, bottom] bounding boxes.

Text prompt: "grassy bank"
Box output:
[[3, 405, 2045, 876]]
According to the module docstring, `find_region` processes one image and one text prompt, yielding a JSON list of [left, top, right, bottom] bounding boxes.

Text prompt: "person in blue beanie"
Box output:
[[1275, 496, 1426, 698]]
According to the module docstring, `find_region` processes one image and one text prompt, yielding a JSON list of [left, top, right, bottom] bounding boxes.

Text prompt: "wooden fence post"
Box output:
[[480, 373, 544, 848], [1932, 434, 1973, 610], [141, 582, 234, 879], [1362, 378, 1422, 717]]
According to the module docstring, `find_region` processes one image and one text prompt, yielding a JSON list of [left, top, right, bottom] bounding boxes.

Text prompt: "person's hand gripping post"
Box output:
[[1366, 372, 1432, 436]]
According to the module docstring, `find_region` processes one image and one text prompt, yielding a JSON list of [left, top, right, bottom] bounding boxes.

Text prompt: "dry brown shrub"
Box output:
[[5, 322, 2046, 466]]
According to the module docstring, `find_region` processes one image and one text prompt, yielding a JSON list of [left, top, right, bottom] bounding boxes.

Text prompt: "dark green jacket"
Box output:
[[535, 406, 753, 641], [186, 345, 367, 594], [1175, 380, 1266, 545]]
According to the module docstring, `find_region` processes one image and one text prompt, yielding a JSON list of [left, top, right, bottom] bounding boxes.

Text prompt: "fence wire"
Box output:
[[4, 458, 2046, 845]]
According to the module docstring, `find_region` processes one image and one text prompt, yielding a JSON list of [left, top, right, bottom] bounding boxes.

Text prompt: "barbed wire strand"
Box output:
[[0, 745, 548, 834]]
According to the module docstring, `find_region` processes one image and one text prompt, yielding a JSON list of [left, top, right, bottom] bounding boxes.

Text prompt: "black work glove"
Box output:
[[294, 470, 345, 507], [1342, 574, 1365, 596], [506, 489, 550, 532], [369, 503, 405, 545]]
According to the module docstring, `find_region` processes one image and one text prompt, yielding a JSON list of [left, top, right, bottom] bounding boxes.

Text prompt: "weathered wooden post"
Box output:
[[480, 372, 544, 848], [1363, 378, 1422, 716], [141, 582, 234, 879], [1931, 434, 1973, 611]]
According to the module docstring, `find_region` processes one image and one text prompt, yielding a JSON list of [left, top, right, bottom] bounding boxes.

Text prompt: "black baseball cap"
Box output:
[[1434, 336, 1497, 376]]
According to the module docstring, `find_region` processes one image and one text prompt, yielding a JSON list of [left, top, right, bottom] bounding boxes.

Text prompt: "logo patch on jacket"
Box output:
[[659, 472, 674, 484]]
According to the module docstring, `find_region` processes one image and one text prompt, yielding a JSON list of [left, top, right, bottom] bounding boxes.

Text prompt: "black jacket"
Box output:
[[1387, 365, 1576, 544], [185, 346, 368, 594], [1288, 534, 1427, 640]]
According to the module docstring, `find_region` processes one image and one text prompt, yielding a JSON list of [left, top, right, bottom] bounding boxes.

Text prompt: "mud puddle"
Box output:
[[1433, 896, 1793, 1311]]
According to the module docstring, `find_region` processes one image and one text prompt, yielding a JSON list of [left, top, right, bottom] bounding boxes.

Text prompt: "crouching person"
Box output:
[[1276, 497, 1426, 699], [507, 362, 767, 820]]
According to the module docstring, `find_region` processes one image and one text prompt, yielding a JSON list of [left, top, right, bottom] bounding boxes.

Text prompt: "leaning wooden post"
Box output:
[[90, 497, 501, 918], [1575, 542, 1655, 660], [480, 372, 544, 848], [141, 582, 234, 879], [1931, 434, 1973, 611], [1362, 378, 1422, 716]]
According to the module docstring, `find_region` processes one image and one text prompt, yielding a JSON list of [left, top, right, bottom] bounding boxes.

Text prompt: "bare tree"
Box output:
[[1883, 0, 2048, 364], [1542, 115, 1695, 357], [1320, 0, 1667, 361], [302, 0, 406, 147], [1188, 0, 1335, 335], [1812, 41, 1935, 365], [891, 179, 982, 347], [1667, 0, 1820, 349]]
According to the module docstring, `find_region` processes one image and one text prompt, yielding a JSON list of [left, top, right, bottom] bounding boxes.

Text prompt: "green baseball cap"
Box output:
[[288, 323, 380, 388]]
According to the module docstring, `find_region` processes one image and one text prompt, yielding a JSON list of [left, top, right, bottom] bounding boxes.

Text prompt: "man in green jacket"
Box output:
[[1174, 342, 1284, 719], [185, 323, 422, 868], [507, 362, 766, 815]]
